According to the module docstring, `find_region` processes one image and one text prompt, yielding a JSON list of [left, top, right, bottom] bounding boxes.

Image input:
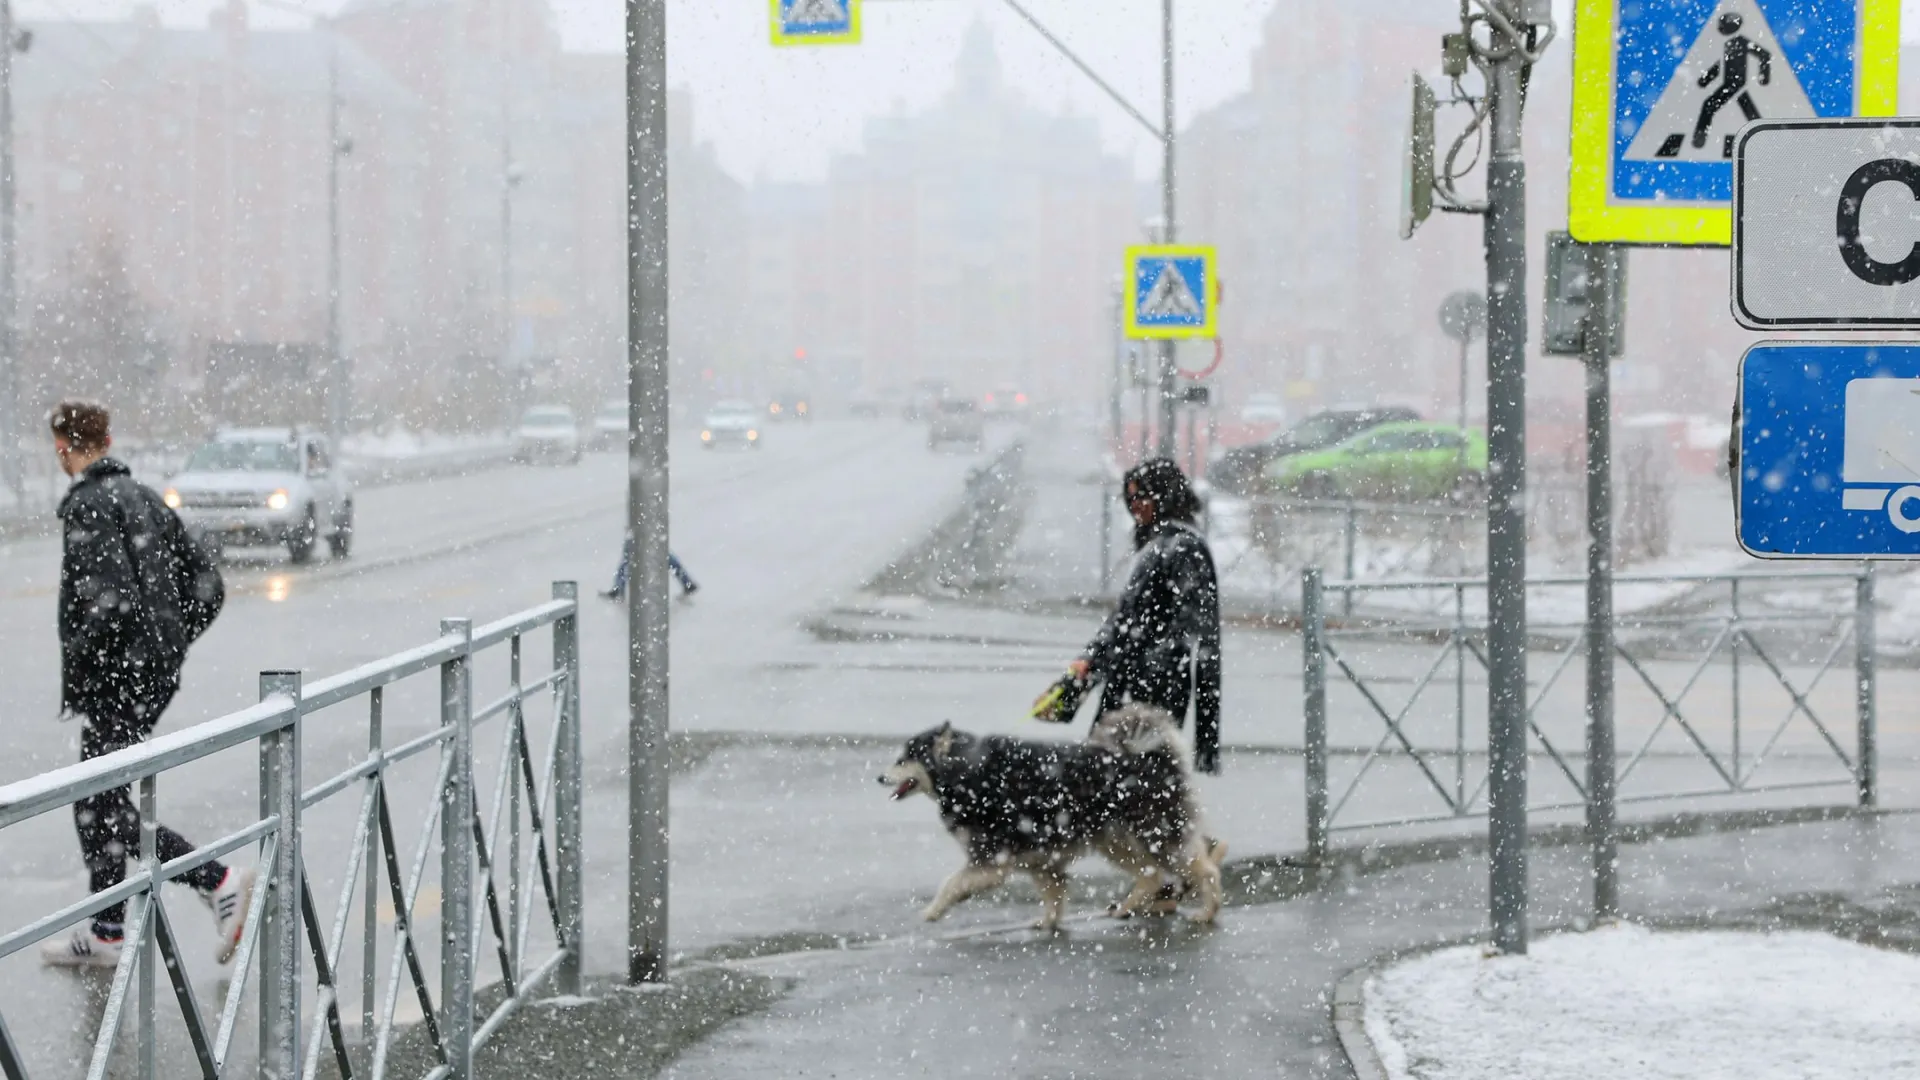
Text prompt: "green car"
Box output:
[[1263, 421, 1488, 501]]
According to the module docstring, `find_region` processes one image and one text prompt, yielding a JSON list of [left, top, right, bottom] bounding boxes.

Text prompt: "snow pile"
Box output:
[[1362, 924, 1920, 1080]]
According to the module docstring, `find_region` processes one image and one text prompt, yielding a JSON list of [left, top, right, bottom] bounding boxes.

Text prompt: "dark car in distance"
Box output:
[[1206, 405, 1422, 497]]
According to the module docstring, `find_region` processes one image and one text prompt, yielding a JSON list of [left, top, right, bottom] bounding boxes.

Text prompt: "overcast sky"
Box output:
[[14, 0, 1920, 183]]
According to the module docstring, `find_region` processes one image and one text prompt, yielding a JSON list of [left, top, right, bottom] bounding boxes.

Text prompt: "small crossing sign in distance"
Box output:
[[1124, 245, 1218, 341], [1568, 0, 1899, 247], [770, 0, 860, 47]]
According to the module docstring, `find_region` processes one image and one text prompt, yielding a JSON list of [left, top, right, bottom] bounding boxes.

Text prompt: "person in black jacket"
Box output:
[[41, 401, 255, 969], [1057, 457, 1223, 774]]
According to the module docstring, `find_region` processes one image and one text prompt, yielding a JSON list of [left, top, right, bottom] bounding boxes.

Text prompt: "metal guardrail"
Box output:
[[1234, 497, 1481, 607], [1301, 567, 1876, 859], [0, 583, 584, 1080]]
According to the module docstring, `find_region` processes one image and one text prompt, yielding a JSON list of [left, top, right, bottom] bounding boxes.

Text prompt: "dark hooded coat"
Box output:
[[1083, 460, 1223, 772]]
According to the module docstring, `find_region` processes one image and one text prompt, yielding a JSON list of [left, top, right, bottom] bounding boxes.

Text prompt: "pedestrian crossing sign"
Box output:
[[770, 0, 860, 47], [1125, 246, 1217, 340], [1568, 0, 1898, 246]]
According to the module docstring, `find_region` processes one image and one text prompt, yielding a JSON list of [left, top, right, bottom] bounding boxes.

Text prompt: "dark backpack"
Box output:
[[112, 478, 224, 658]]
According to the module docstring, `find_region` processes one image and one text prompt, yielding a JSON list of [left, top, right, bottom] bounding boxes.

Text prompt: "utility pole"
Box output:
[[625, 0, 670, 986], [1154, 0, 1177, 461], [1103, 283, 1123, 592], [499, 0, 515, 390], [1482, 0, 1534, 957], [256, 0, 347, 438], [326, 27, 344, 440], [1582, 242, 1621, 924], [0, 0, 18, 500]]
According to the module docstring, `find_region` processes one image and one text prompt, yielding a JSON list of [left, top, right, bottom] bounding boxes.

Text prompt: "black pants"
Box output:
[[76, 695, 225, 929]]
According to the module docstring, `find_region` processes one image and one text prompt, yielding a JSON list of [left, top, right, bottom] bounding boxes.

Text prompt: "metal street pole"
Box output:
[[1483, 1, 1530, 957], [625, 0, 671, 985], [1103, 285, 1122, 592], [0, 0, 17, 500], [499, 1, 515, 397], [1155, 0, 1177, 461], [326, 27, 344, 440], [1458, 336, 1469, 434], [1583, 242, 1619, 923]]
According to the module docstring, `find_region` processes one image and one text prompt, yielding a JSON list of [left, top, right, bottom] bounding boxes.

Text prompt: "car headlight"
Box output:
[[163, 488, 182, 509], [266, 489, 290, 511], [701, 430, 712, 442], [747, 430, 759, 441]]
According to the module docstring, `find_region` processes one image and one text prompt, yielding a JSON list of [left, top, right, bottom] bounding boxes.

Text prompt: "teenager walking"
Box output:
[[41, 401, 254, 967]]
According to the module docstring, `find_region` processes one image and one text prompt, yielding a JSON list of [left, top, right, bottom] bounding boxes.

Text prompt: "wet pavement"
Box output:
[[5, 419, 1920, 1077], [386, 806, 1920, 1080]]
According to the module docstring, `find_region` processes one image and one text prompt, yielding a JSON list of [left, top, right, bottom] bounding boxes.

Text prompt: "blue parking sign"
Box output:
[[1738, 343, 1920, 558]]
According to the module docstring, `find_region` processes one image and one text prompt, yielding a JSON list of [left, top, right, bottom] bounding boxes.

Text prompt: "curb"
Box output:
[[1332, 963, 1390, 1080]]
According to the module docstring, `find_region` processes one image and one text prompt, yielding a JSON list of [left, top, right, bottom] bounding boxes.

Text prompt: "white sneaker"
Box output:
[[41, 928, 124, 969], [205, 867, 255, 964]]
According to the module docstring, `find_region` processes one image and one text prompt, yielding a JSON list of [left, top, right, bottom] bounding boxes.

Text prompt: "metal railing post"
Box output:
[[551, 582, 585, 996], [138, 774, 158, 1080], [439, 619, 475, 1080], [1730, 578, 1743, 784], [1342, 504, 1357, 616], [1454, 583, 1467, 812], [1857, 565, 1878, 808], [257, 671, 303, 1080], [1303, 567, 1328, 862], [362, 686, 382, 1077]]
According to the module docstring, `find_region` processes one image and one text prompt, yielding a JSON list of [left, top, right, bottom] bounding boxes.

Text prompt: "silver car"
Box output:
[[164, 428, 354, 563], [513, 405, 583, 465], [701, 400, 761, 450]]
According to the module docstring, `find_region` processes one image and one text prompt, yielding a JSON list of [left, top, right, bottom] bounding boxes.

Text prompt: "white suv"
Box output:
[[164, 428, 354, 563]]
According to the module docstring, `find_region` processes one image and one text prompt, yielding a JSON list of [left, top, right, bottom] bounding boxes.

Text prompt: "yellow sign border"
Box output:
[[769, 0, 862, 47], [1123, 244, 1219, 340], [1568, 0, 1899, 247]]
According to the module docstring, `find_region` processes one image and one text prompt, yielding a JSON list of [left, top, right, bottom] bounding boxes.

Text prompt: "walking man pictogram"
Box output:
[[1691, 12, 1771, 150]]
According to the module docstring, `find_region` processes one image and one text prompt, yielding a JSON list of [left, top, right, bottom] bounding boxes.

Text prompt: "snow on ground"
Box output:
[[1362, 923, 1920, 1080]]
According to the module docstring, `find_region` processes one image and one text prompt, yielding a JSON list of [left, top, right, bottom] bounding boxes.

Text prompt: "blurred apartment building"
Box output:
[[741, 22, 1139, 405], [11, 0, 742, 423]]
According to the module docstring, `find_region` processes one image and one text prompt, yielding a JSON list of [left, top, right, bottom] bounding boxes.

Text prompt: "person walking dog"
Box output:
[[41, 401, 255, 967], [1038, 457, 1223, 774]]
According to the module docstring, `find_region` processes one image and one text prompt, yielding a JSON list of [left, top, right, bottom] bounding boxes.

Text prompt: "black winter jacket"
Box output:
[[1083, 520, 1223, 772], [57, 458, 224, 718]]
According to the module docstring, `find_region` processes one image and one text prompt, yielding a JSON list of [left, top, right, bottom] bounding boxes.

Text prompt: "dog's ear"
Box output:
[[933, 724, 956, 760]]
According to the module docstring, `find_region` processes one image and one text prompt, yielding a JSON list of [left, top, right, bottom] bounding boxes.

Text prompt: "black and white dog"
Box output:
[[880, 705, 1223, 929]]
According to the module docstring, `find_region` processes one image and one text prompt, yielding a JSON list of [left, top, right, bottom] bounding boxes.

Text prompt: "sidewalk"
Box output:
[[454, 807, 1920, 1079]]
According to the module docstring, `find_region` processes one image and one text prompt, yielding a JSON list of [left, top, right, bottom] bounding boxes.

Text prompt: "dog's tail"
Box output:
[[1088, 704, 1191, 771]]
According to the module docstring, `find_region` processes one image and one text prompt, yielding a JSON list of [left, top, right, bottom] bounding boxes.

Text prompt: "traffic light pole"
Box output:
[[1582, 242, 1621, 924]]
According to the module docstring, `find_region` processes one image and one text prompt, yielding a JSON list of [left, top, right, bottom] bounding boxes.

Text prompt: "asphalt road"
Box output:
[[0, 418, 1007, 1075]]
